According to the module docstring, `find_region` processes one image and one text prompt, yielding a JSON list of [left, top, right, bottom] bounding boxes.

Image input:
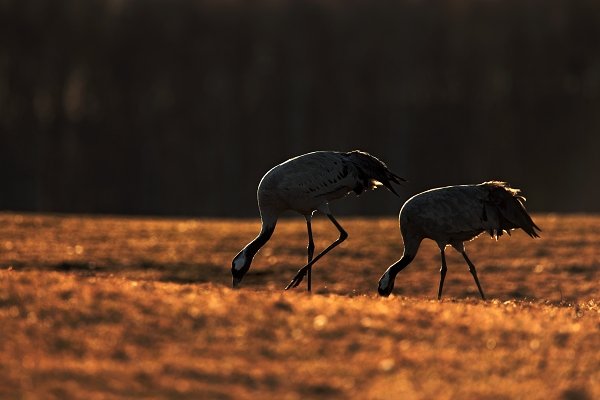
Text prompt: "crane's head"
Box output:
[[231, 250, 252, 288], [377, 271, 395, 297], [378, 255, 414, 296]]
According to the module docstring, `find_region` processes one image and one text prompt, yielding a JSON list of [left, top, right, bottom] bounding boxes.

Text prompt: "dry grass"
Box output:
[[0, 213, 598, 399]]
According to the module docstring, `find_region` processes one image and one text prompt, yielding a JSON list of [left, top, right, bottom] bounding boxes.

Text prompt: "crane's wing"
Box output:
[[344, 150, 406, 196], [482, 182, 541, 238], [260, 151, 405, 213], [272, 152, 358, 201], [402, 183, 540, 241], [403, 186, 488, 234]]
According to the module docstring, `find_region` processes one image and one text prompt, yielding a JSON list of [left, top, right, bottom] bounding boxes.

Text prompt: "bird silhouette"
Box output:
[[377, 181, 541, 300], [232, 150, 405, 291]]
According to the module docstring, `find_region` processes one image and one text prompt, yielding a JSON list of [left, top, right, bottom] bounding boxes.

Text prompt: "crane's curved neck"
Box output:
[[389, 254, 414, 276], [244, 222, 275, 259], [232, 214, 278, 287]]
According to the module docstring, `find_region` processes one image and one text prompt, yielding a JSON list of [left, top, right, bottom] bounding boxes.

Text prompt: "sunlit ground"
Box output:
[[0, 213, 598, 399]]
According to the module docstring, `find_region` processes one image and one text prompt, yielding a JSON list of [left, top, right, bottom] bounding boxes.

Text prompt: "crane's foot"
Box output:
[[284, 269, 307, 290]]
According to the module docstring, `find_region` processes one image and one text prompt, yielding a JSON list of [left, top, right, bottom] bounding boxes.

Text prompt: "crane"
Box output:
[[377, 181, 541, 300], [231, 150, 405, 291]]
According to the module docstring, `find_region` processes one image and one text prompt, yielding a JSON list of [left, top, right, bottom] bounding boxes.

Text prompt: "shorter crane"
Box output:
[[378, 181, 541, 300]]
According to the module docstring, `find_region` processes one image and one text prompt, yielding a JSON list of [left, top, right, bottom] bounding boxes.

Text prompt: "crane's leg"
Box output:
[[285, 214, 347, 290], [306, 217, 315, 292], [461, 251, 486, 300], [437, 249, 448, 300]]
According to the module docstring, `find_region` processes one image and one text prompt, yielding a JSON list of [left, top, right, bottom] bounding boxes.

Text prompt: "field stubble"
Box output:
[[0, 213, 598, 399]]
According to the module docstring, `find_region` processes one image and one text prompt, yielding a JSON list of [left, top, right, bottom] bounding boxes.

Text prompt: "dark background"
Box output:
[[1, 0, 599, 217]]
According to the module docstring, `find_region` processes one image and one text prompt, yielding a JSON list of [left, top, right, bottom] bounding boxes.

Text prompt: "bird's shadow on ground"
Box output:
[[0, 263, 580, 305], [1, 261, 232, 285]]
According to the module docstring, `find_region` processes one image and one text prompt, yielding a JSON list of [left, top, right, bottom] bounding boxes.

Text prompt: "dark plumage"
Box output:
[[377, 181, 541, 300], [231, 150, 405, 291], [343, 150, 404, 196]]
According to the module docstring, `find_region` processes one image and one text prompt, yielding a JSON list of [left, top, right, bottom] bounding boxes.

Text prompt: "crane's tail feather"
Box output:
[[346, 150, 406, 197], [485, 181, 541, 238]]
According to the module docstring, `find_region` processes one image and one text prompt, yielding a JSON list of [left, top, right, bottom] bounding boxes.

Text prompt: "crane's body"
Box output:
[[232, 150, 404, 290], [258, 151, 400, 217], [378, 181, 541, 299]]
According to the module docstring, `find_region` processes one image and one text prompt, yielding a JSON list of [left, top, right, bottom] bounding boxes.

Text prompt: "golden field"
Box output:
[[0, 213, 598, 399]]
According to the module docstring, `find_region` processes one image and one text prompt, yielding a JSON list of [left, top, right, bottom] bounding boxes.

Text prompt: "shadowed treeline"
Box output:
[[1, 0, 599, 216]]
